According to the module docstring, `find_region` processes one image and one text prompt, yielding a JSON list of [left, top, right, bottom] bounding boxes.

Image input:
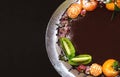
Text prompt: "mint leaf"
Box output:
[[113, 61, 120, 71], [115, 4, 120, 12], [111, 4, 120, 20]]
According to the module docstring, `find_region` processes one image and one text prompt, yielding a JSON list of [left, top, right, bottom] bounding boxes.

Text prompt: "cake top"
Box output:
[[57, 0, 120, 77]]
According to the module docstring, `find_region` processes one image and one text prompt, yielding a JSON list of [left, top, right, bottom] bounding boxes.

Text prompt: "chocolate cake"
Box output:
[[70, 7, 120, 64], [57, 0, 120, 76]]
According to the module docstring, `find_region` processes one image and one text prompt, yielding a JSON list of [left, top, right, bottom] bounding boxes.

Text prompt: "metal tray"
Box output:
[[45, 0, 81, 77]]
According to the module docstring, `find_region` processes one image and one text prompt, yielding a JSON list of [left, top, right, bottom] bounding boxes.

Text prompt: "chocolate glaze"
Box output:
[[70, 7, 120, 64]]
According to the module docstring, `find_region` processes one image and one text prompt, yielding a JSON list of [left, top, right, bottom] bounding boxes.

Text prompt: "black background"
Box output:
[[0, 0, 64, 77]]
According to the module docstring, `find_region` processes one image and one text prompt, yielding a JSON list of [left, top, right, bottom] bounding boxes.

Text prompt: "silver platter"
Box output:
[[45, 0, 82, 77]]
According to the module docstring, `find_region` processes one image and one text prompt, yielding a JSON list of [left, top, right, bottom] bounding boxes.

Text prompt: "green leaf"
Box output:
[[111, 4, 120, 21], [115, 4, 120, 12], [113, 61, 120, 71]]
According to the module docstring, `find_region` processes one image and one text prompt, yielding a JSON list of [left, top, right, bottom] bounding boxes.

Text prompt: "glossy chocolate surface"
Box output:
[[70, 7, 120, 64]]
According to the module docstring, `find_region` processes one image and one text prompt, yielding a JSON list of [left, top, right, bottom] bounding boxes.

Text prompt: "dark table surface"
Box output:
[[0, 0, 65, 77]]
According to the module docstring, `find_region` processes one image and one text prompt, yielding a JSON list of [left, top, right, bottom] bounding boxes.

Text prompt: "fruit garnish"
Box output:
[[68, 54, 92, 65], [59, 37, 76, 59], [66, 3, 82, 19], [82, 0, 98, 11], [77, 64, 87, 72], [102, 59, 119, 77], [106, 2, 115, 11], [106, 0, 120, 11], [89, 63, 102, 76], [105, 0, 120, 20], [115, 0, 120, 8]]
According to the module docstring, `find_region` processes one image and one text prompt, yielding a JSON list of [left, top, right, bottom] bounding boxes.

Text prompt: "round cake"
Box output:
[[57, 0, 120, 77], [70, 6, 120, 64]]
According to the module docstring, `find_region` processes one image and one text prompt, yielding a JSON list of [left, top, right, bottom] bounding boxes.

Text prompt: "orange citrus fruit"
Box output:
[[66, 3, 82, 19], [116, 0, 120, 8], [82, 0, 98, 11], [106, 0, 120, 11], [106, 2, 115, 11], [102, 59, 119, 77]]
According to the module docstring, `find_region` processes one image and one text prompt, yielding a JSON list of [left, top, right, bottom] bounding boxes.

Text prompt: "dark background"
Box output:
[[0, 0, 64, 77]]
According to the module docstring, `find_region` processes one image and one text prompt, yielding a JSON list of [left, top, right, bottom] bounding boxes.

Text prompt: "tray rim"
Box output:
[[45, 0, 78, 77]]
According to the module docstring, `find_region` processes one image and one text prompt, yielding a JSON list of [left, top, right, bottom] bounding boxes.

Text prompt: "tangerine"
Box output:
[[102, 59, 119, 77], [106, 2, 115, 11], [66, 3, 82, 18]]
